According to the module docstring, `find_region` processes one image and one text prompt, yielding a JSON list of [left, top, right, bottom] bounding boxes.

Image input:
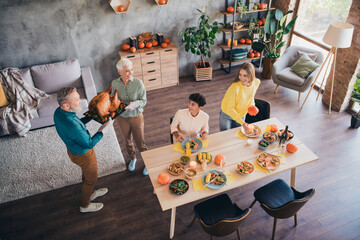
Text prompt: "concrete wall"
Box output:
[[0, 0, 223, 91]]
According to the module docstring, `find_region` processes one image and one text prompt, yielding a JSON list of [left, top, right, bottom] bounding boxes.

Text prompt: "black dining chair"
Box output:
[[249, 179, 315, 240], [170, 116, 174, 144], [245, 99, 271, 123], [189, 194, 251, 240]]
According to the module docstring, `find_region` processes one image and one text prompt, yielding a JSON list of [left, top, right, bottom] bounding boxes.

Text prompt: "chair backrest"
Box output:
[[281, 46, 324, 67], [199, 207, 251, 237], [261, 188, 315, 219], [245, 99, 271, 123], [170, 116, 174, 144]]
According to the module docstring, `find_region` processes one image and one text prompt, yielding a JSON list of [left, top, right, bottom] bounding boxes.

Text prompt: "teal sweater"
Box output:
[[54, 107, 103, 155]]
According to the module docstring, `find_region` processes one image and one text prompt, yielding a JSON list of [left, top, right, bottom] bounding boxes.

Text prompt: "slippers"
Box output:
[[90, 188, 108, 201], [80, 202, 103, 213]]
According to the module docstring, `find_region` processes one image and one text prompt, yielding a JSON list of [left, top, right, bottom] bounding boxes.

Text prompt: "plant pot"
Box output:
[[261, 57, 278, 79], [350, 114, 360, 128], [194, 62, 212, 81]]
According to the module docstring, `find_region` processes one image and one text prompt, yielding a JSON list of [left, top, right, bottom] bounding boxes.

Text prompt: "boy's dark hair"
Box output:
[[189, 93, 206, 107]]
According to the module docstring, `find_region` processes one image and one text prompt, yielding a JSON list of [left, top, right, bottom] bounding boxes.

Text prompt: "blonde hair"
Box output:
[[234, 62, 256, 84], [116, 58, 133, 71]]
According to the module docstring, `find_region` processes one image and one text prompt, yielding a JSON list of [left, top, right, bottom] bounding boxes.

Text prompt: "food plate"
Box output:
[[169, 179, 189, 195], [202, 170, 227, 189], [84, 103, 127, 124], [196, 152, 212, 164], [236, 161, 254, 174], [181, 137, 203, 152], [278, 129, 294, 140], [240, 124, 261, 137], [263, 132, 278, 143], [256, 153, 281, 170], [168, 162, 184, 175]]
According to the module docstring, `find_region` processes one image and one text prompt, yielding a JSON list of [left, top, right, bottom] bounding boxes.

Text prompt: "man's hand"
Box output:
[[176, 135, 185, 142], [97, 118, 114, 134], [125, 100, 141, 111], [201, 132, 208, 140]]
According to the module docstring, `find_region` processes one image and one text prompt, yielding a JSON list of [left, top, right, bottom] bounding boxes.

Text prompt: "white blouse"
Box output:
[[170, 109, 209, 141]]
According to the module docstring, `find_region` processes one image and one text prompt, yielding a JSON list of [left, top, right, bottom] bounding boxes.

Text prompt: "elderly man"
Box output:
[[54, 87, 113, 213], [111, 58, 148, 175]]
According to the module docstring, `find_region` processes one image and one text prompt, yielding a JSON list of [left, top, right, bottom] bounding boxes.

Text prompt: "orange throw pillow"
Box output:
[[0, 84, 10, 107]]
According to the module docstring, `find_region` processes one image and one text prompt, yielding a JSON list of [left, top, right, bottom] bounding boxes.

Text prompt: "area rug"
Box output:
[[0, 121, 126, 204]]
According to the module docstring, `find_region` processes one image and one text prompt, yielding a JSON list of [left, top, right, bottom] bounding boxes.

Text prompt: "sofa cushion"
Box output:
[[19, 68, 35, 87], [291, 54, 319, 79], [277, 67, 305, 87], [297, 50, 318, 62], [30, 59, 82, 94], [37, 87, 88, 118]]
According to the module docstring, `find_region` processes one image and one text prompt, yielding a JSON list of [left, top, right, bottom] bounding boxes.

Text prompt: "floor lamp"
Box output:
[[301, 21, 354, 114]]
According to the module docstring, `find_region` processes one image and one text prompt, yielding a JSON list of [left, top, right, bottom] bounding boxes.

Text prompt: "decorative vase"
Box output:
[[350, 114, 360, 128], [194, 62, 212, 81], [262, 57, 278, 79]]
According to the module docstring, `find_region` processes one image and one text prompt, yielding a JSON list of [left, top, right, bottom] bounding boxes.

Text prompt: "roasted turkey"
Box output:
[[88, 86, 121, 118]]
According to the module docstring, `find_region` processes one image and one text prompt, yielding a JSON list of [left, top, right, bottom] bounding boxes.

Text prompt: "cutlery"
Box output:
[[204, 172, 219, 188]]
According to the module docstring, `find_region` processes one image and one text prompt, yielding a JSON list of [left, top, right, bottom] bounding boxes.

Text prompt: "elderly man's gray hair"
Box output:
[[57, 87, 77, 105], [116, 58, 133, 71]]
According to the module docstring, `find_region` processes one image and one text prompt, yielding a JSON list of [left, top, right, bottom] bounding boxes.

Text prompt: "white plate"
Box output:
[[240, 125, 261, 137]]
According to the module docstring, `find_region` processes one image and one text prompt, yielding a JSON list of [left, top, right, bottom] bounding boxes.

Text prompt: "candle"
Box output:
[[189, 160, 197, 169], [227, 38, 232, 47], [233, 40, 238, 46]]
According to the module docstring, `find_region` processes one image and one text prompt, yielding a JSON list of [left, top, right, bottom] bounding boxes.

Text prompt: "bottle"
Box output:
[[279, 125, 289, 151]]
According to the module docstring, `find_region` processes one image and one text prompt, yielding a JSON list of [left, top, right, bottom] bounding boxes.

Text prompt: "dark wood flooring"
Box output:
[[1, 67, 360, 240]]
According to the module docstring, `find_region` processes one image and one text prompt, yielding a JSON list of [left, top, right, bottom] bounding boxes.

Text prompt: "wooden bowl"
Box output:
[[230, 22, 244, 30]]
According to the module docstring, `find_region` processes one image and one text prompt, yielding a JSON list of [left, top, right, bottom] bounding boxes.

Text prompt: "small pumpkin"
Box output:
[[270, 124, 278, 133], [164, 38, 171, 44], [151, 40, 159, 47], [214, 154, 225, 166], [138, 42, 145, 49], [158, 173, 170, 184], [239, 38, 246, 44], [286, 143, 298, 153], [130, 47, 136, 53], [161, 42, 168, 48], [247, 105, 259, 116], [227, 6, 234, 13], [117, 5, 125, 12], [158, 0, 167, 5], [122, 44, 130, 51], [146, 42, 153, 48]]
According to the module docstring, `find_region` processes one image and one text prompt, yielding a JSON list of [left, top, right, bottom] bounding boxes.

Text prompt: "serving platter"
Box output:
[[256, 152, 280, 170], [240, 124, 261, 137]]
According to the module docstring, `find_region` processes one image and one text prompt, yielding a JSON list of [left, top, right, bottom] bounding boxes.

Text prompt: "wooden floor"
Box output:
[[1, 67, 360, 240]]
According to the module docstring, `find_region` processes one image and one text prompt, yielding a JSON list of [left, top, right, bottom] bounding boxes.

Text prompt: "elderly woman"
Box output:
[[170, 93, 209, 143], [111, 58, 148, 175]]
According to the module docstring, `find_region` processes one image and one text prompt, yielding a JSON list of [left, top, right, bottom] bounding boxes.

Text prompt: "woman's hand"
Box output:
[[242, 123, 250, 132], [176, 135, 185, 142], [201, 132, 208, 140]]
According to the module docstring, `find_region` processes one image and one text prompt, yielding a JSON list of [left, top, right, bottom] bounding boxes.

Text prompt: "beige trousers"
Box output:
[[117, 113, 148, 160]]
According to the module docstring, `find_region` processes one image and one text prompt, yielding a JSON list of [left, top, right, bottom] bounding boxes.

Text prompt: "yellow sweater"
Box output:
[[221, 78, 260, 125]]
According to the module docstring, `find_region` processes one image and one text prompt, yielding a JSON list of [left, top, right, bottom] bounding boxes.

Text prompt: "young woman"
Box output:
[[219, 62, 260, 131], [171, 93, 209, 143]]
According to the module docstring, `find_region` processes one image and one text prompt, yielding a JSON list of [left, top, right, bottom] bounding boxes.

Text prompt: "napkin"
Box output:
[[266, 125, 272, 132], [192, 178, 210, 191], [235, 130, 248, 140], [172, 142, 185, 153], [197, 137, 209, 148], [223, 171, 237, 186]]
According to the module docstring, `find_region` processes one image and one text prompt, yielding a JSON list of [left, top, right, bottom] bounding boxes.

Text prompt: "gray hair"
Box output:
[[57, 87, 77, 105], [116, 58, 133, 71]]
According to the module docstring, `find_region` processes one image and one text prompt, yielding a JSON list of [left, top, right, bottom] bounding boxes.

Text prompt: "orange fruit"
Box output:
[[138, 42, 145, 49], [117, 5, 125, 12], [151, 40, 159, 47], [247, 106, 259, 116], [286, 143, 298, 153], [146, 42, 153, 48], [121, 44, 130, 51], [214, 154, 225, 166], [130, 47, 136, 53], [161, 42, 168, 48], [164, 38, 171, 44], [158, 173, 170, 184], [227, 6, 234, 13]]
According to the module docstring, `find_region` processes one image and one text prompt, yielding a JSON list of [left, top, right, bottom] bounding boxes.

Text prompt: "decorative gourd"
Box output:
[[151, 40, 159, 47], [214, 154, 225, 166], [130, 47, 136, 53], [161, 43, 168, 48], [138, 42, 145, 49], [247, 105, 259, 116], [146, 42, 153, 48], [270, 124, 278, 132], [158, 173, 170, 184], [122, 44, 130, 51], [286, 143, 298, 153]]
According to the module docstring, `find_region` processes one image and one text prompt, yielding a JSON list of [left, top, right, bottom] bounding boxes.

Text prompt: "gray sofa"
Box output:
[[19, 59, 97, 130]]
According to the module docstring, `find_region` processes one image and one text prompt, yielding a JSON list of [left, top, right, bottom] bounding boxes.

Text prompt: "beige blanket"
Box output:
[[0, 68, 49, 136]]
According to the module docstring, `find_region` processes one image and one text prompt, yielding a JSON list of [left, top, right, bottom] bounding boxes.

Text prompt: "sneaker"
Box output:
[[90, 188, 108, 201], [128, 158, 137, 172], [143, 167, 148, 176], [80, 203, 103, 213]]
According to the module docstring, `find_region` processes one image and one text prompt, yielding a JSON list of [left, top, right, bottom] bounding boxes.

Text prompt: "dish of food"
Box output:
[[168, 162, 184, 175], [179, 156, 190, 165], [169, 179, 189, 195], [278, 129, 294, 140], [181, 137, 203, 152], [185, 168, 197, 179], [240, 124, 261, 137], [236, 161, 254, 174], [256, 153, 281, 170], [196, 152, 212, 164], [258, 139, 269, 150], [263, 132, 278, 143], [202, 170, 227, 189]]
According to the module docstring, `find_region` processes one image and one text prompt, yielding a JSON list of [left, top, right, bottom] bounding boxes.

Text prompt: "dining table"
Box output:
[[141, 117, 319, 239]]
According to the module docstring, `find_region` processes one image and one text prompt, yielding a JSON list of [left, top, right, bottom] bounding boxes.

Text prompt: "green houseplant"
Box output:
[[350, 73, 360, 128], [252, 9, 298, 78], [180, 7, 224, 81]]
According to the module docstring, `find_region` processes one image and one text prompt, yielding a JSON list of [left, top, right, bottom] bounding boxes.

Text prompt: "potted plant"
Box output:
[[237, 1, 248, 18], [350, 73, 360, 128], [180, 7, 224, 81], [251, 9, 298, 79]]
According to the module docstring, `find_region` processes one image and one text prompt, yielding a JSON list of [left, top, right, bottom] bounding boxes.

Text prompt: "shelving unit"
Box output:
[[218, 0, 273, 73]]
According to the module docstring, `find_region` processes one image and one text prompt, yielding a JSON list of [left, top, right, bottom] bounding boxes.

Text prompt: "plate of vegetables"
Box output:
[[169, 179, 189, 195], [236, 161, 254, 174], [196, 152, 212, 164], [202, 170, 227, 189], [181, 137, 202, 152]]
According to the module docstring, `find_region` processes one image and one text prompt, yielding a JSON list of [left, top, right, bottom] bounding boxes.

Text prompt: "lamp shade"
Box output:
[[322, 21, 354, 48]]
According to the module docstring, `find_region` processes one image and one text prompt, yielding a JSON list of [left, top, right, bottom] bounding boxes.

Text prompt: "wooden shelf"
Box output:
[[220, 26, 264, 34], [220, 8, 275, 16], [219, 44, 251, 51], [218, 57, 260, 67]]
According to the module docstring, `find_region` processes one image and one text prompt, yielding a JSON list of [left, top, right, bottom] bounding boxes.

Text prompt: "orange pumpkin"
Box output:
[[286, 143, 298, 153], [117, 5, 125, 12], [245, 38, 252, 44], [158, 173, 170, 184], [161, 42, 168, 48], [259, 3, 266, 9], [151, 40, 159, 47], [270, 124, 278, 133], [158, 0, 167, 5], [254, 52, 261, 57], [227, 6, 234, 13], [130, 47, 136, 53], [146, 42, 153, 48], [138, 42, 145, 49], [214, 154, 226, 166], [164, 38, 171, 44], [248, 106, 259, 116], [239, 38, 246, 44], [122, 44, 130, 51]]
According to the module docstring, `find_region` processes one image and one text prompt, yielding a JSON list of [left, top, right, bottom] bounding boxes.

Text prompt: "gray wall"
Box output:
[[0, 0, 224, 91]]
